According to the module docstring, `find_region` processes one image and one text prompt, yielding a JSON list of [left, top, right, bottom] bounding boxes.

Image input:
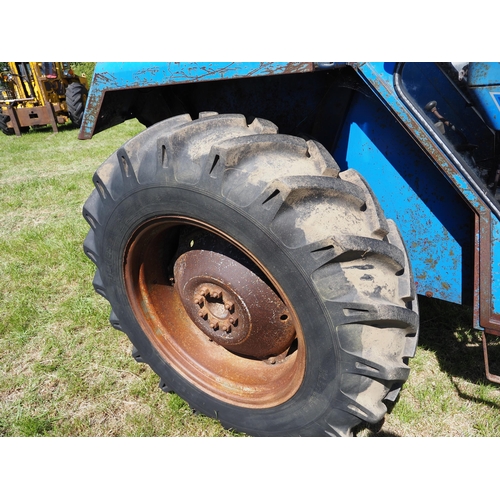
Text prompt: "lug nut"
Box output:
[[224, 301, 234, 311], [210, 321, 219, 330]]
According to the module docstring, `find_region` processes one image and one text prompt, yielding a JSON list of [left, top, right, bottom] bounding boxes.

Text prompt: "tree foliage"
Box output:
[[70, 62, 96, 82]]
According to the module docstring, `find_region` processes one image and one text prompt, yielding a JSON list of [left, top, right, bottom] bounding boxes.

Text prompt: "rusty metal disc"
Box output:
[[174, 249, 296, 359], [123, 217, 305, 408]]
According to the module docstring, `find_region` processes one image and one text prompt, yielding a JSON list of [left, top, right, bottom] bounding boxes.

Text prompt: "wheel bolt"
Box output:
[[210, 321, 219, 330], [210, 291, 222, 299], [198, 310, 207, 319], [194, 295, 204, 304], [224, 301, 234, 311]]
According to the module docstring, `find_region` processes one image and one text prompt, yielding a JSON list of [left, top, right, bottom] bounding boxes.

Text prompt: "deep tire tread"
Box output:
[[66, 82, 88, 128], [82, 112, 419, 437]]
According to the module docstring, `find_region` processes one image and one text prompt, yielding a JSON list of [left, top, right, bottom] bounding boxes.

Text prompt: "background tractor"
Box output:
[[0, 62, 88, 136]]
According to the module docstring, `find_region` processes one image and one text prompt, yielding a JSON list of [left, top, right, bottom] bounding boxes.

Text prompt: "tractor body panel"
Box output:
[[79, 61, 500, 340], [78, 62, 315, 139]]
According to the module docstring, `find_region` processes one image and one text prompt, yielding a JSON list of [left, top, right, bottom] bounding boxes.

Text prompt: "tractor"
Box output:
[[78, 62, 500, 436], [0, 62, 88, 136]]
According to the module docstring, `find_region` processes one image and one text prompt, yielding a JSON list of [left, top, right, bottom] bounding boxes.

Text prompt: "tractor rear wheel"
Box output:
[[66, 82, 87, 127], [82, 112, 419, 436]]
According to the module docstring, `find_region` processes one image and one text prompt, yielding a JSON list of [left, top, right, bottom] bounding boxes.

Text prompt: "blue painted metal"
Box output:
[[80, 60, 500, 333], [80, 62, 313, 138], [351, 62, 500, 329], [491, 217, 500, 312], [352, 63, 492, 214], [468, 62, 500, 130], [333, 87, 473, 303], [399, 62, 494, 159]]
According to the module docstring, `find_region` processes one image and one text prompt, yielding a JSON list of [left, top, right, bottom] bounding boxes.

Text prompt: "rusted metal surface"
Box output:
[[5, 106, 22, 136], [282, 62, 314, 75], [474, 213, 481, 329], [5, 101, 59, 135], [123, 217, 305, 408], [482, 331, 500, 383], [174, 249, 295, 359], [477, 210, 500, 333]]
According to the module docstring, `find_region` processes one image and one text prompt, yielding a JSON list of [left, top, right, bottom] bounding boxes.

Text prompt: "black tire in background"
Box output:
[[0, 113, 29, 135], [0, 113, 14, 135], [66, 82, 87, 127], [82, 112, 419, 436]]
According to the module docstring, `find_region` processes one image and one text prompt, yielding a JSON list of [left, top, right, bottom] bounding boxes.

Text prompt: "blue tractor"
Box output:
[[80, 62, 500, 436]]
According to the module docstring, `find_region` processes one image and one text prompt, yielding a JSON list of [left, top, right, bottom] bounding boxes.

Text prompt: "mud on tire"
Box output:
[[82, 112, 419, 436]]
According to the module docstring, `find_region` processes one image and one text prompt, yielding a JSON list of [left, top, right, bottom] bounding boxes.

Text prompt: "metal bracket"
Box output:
[[44, 101, 58, 133], [6, 105, 22, 136], [482, 331, 500, 384]]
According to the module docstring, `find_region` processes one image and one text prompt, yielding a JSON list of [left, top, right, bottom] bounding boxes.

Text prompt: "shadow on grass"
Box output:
[[357, 418, 401, 437], [14, 122, 78, 137], [417, 294, 500, 408], [362, 295, 500, 437]]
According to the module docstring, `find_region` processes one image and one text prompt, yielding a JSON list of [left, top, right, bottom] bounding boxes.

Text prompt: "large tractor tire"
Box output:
[[82, 112, 419, 436], [66, 82, 87, 128]]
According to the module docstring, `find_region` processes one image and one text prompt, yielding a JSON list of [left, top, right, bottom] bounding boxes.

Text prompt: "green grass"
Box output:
[[0, 121, 239, 437], [2, 120, 500, 437]]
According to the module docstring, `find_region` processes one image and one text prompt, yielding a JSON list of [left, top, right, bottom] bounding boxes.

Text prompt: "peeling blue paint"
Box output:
[[80, 62, 312, 138], [491, 217, 500, 313], [334, 88, 473, 304]]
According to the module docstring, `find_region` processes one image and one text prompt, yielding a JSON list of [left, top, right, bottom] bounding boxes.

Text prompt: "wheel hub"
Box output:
[[174, 249, 296, 359], [191, 283, 243, 343]]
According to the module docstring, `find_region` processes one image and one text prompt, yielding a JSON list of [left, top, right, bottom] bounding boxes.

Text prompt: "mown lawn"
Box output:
[[1, 119, 500, 437]]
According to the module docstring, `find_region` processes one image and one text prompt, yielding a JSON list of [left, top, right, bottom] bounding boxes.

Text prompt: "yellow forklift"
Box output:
[[0, 62, 88, 136]]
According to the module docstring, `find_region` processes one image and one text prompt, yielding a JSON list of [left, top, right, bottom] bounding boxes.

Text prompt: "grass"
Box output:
[[361, 296, 500, 437], [2, 120, 500, 437], [0, 121, 239, 437]]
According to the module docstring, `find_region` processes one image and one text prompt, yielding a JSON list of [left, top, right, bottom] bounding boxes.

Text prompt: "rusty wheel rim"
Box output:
[[124, 217, 306, 409]]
